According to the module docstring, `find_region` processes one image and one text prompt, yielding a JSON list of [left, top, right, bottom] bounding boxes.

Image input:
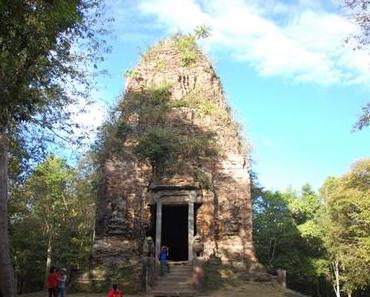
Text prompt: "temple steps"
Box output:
[[150, 262, 197, 297]]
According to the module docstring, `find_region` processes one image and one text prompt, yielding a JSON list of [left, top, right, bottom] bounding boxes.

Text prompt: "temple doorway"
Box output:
[[161, 205, 188, 261]]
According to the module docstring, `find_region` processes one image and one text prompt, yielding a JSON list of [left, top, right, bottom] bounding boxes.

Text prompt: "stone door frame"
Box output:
[[149, 184, 201, 261]]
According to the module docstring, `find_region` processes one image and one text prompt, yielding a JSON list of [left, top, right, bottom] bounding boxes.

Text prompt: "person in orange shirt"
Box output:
[[106, 284, 123, 297], [47, 267, 58, 297]]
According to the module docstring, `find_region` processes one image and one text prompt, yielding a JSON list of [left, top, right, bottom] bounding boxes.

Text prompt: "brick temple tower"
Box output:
[[84, 35, 258, 293]]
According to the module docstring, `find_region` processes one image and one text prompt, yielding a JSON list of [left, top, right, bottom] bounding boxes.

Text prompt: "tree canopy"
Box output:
[[253, 159, 370, 297], [341, 0, 370, 130], [0, 1, 109, 296], [253, 185, 326, 296], [9, 155, 97, 293], [0, 0, 109, 153], [321, 159, 370, 296]]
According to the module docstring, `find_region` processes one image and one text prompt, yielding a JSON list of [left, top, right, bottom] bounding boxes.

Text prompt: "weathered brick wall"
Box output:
[[87, 36, 257, 292]]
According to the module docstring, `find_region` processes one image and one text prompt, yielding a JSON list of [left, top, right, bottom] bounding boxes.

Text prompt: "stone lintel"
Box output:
[[149, 185, 201, 205], [149, 183, 199, 192]]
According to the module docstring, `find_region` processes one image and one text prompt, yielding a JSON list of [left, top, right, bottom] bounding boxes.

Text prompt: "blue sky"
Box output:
[[86, 0, 369, 192]]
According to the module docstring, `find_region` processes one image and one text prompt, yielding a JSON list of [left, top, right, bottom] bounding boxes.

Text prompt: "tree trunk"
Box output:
[[316, 279, 321, 297], [331, 260, 341, 297], [269, 238, 277, 266], [44, 231, 53, 288], [0, 127, 16, 297]]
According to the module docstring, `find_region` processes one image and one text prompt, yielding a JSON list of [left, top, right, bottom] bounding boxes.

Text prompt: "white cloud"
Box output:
[[138, 0, 210, 32], [74, 100, 107, 131], [134, 0, 370, 86], [68, 96, 108, 147]]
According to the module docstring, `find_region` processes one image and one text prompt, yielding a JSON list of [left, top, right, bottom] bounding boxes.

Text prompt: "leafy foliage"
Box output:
[[253, 185, 327, 296], [174, 34, 199, 66], [0, 0, 110, 150], [139, 82, 172, 121], [118, 82, 171, 118], [194, 24, 212, 39], [340, 1, 370, 131], [180, 131, 221, 161], [342, 0, 370, 50], [98, 81, 225, 177], [320, 159, 370, 295], [173, 26, 211, 66], [95, 117, 133, 161], [1, 5, 109, 294], [253, 160, 370, 297], [194, 167, 212, 190], [9, 155, 97, 293], [134, 127, 178, 170], [353, 102, 370, 130], [171, 88, 229, 121]]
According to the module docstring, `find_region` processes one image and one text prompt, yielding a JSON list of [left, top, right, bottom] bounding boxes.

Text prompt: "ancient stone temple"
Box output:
[[86, 34, 258, 293]]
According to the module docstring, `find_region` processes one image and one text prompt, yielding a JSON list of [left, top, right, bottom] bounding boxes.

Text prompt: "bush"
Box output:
[[134, 127, 178, 169], [174, 34, 198, 66]]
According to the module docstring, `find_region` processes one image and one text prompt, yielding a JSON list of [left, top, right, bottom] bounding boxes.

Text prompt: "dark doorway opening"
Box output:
[[161, 205, 188, 261]]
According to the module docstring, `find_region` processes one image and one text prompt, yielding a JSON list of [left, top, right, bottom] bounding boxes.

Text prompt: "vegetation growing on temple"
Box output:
[[97, 74, 228, 178]]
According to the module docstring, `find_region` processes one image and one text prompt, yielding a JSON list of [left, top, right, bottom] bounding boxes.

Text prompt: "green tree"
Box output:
[[0, 1, 108, 296], [320, 159, 370, 297], [253, 190, 296, 268], [285, 186, 329, 296], [9, 155, 97, 293], [253, 185, 327, 296], [25, 156, 74, 285], [8, 186, 45, 293]]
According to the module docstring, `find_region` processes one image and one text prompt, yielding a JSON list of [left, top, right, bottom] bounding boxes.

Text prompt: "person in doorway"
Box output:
[[106, 284, 123, 297], [47, 267, 58, 297], [57, 268, 67, 297], [159, 245, 170, 276]]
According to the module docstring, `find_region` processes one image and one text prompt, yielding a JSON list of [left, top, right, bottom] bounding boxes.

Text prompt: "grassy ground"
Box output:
[[20, 282, 308, 297]]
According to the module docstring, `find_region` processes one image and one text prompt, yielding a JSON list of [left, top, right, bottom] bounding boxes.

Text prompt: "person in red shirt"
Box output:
[[106, 284, 123, 297], [47, 267, 58, 297]]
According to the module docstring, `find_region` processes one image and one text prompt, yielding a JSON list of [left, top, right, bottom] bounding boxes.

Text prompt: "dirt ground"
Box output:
[[21, 281, 308, 297], [200, 281, 308, 297]]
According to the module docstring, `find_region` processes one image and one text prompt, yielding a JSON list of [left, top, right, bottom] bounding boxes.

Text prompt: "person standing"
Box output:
[[57, 269, 67, 297], [159, 246, 170, 276], [47, 267, 58, 297], [106, 284, 123, 297]]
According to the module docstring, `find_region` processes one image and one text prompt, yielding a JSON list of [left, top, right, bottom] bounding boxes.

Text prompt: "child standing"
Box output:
[[159, 246, 170, 276], [57, 269, 67, 297]]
